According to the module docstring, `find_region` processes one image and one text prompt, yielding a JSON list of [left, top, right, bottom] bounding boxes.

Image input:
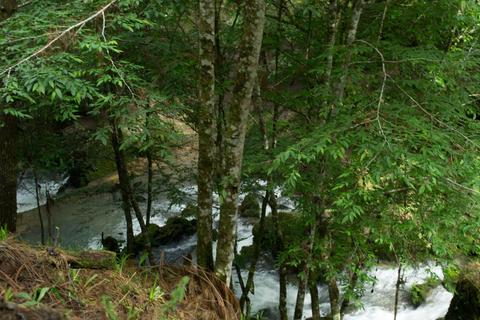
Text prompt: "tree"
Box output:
[[215, 0, 266, 282], [0, 0, 18, 232], [196, 0, 216, 271]]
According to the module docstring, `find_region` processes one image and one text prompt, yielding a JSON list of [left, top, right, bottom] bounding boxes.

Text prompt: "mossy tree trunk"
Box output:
[[197, 0, 216, 271], [215, 0, 266, 282]]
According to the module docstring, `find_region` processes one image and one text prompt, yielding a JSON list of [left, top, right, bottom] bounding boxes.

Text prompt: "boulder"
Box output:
[[154, 217, 196, 245], [239, 193, 260, 218], [180, 204, 198, 218], [101, 234, 120, 254], [445, 262, 480, 320], [409, 277, 441, 307]]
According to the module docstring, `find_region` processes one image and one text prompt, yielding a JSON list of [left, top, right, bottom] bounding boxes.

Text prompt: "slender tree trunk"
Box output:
[[377, 0, 390, 43], [326, 0, 342, 87], [110, 121, 138, 256], [309, 275, 321, 320], [45, 189, 54, 242], [393, 263, 402, 320], [145, 111, 153, 226], [197, 0, 216, 271], [33, 168, 45, 245], [294, 212, 318, 320], [268, 193, 288, 320], [293, 272, 307, 320], [215, 0, 266, 282], [240, 190, 269, 313], [146, 149, 153, 226], [0, 114, 17, 233], [341, 266, 359, 314], [329, 278, 341, 320], [334, 0, 366, 107], [112, 124, 154, 264]]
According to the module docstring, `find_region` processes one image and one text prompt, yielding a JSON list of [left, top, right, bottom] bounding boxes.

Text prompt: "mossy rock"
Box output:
[[101, 235, 120, 254], [133, 223, 162, 252], [409, 277, 441, 307], [154, 217, 197, 245], [181, 204, 198, 218], [68, 250, 117, 269], [239, 193, 260, 218], [445, 262, 480, 320]]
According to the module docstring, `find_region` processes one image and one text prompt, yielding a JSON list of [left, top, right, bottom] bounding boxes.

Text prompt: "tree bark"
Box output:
[[325, 0, 342, 87], [329, 278, 341, 320], [0, 114, 17, 233], [293, 272, 307, 320], [215, 0, 266, 282], [197, 0, 216, 271], [309, 274, 321, 320], [33, 168, 45, 245], [333, 0, 366, 107], [110, 122, 135, 255], [0, 1, 18, 234]]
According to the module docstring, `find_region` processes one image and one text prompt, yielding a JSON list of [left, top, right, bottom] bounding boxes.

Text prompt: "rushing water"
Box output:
[[17, 181, 453, 319]]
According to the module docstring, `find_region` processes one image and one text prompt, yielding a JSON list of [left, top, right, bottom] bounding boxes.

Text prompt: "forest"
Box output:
[[1, 0, 480, 319]]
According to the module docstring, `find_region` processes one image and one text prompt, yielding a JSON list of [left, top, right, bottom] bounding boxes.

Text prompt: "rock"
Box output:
[[133, 218, 197, 253], [134, 224, 162, 252], [239, 193, 260, 218], [101, 233, 120, 254], [155, 217, 196, 245], [66, 250, 117, 269], [409, 277, 441, 307], [445, 262, 480, 320], [181, 204, 198, 218]]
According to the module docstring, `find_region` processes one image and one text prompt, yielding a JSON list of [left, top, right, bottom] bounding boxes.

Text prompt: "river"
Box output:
[[16, 180, 452, 320]]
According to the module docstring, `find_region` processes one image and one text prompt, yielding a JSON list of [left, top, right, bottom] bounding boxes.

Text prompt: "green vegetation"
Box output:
[[1, 0, 480, 318]]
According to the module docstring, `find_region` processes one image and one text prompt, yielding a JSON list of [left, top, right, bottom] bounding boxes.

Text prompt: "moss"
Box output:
[[67, 250, 117, 269], [180, 204, 198, 219], [409, 277, 441, 307], [239, 193, 260, 218], [445, 262, 480, 319]]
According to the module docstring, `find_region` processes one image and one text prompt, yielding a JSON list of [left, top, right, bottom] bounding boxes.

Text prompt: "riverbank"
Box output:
[[0, 237, 239, 320]]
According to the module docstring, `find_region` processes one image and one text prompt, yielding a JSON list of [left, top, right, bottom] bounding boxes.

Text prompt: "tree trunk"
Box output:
[[0, 2, 18, 233], [309, 274, 321, 320], [215, 0, 266, 282], [334, 0, 366, 107], [329, 278, 341, 320], [111, 123, 154, 263], [0, 114, 17, 233], [33, 168, 45, 245], [146, 150, 153, 226], [394, 263, 402, 320], [197, 0, 216, 271], [110, 122, 135, 255], [239, 190, 269, 313], [325, 0, 342, 87], [45, 189, 53, 242], [293, 272, 307, 320]]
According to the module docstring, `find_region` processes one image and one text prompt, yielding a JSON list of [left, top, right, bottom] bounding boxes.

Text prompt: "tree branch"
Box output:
[[0, 0, 117, 78]]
